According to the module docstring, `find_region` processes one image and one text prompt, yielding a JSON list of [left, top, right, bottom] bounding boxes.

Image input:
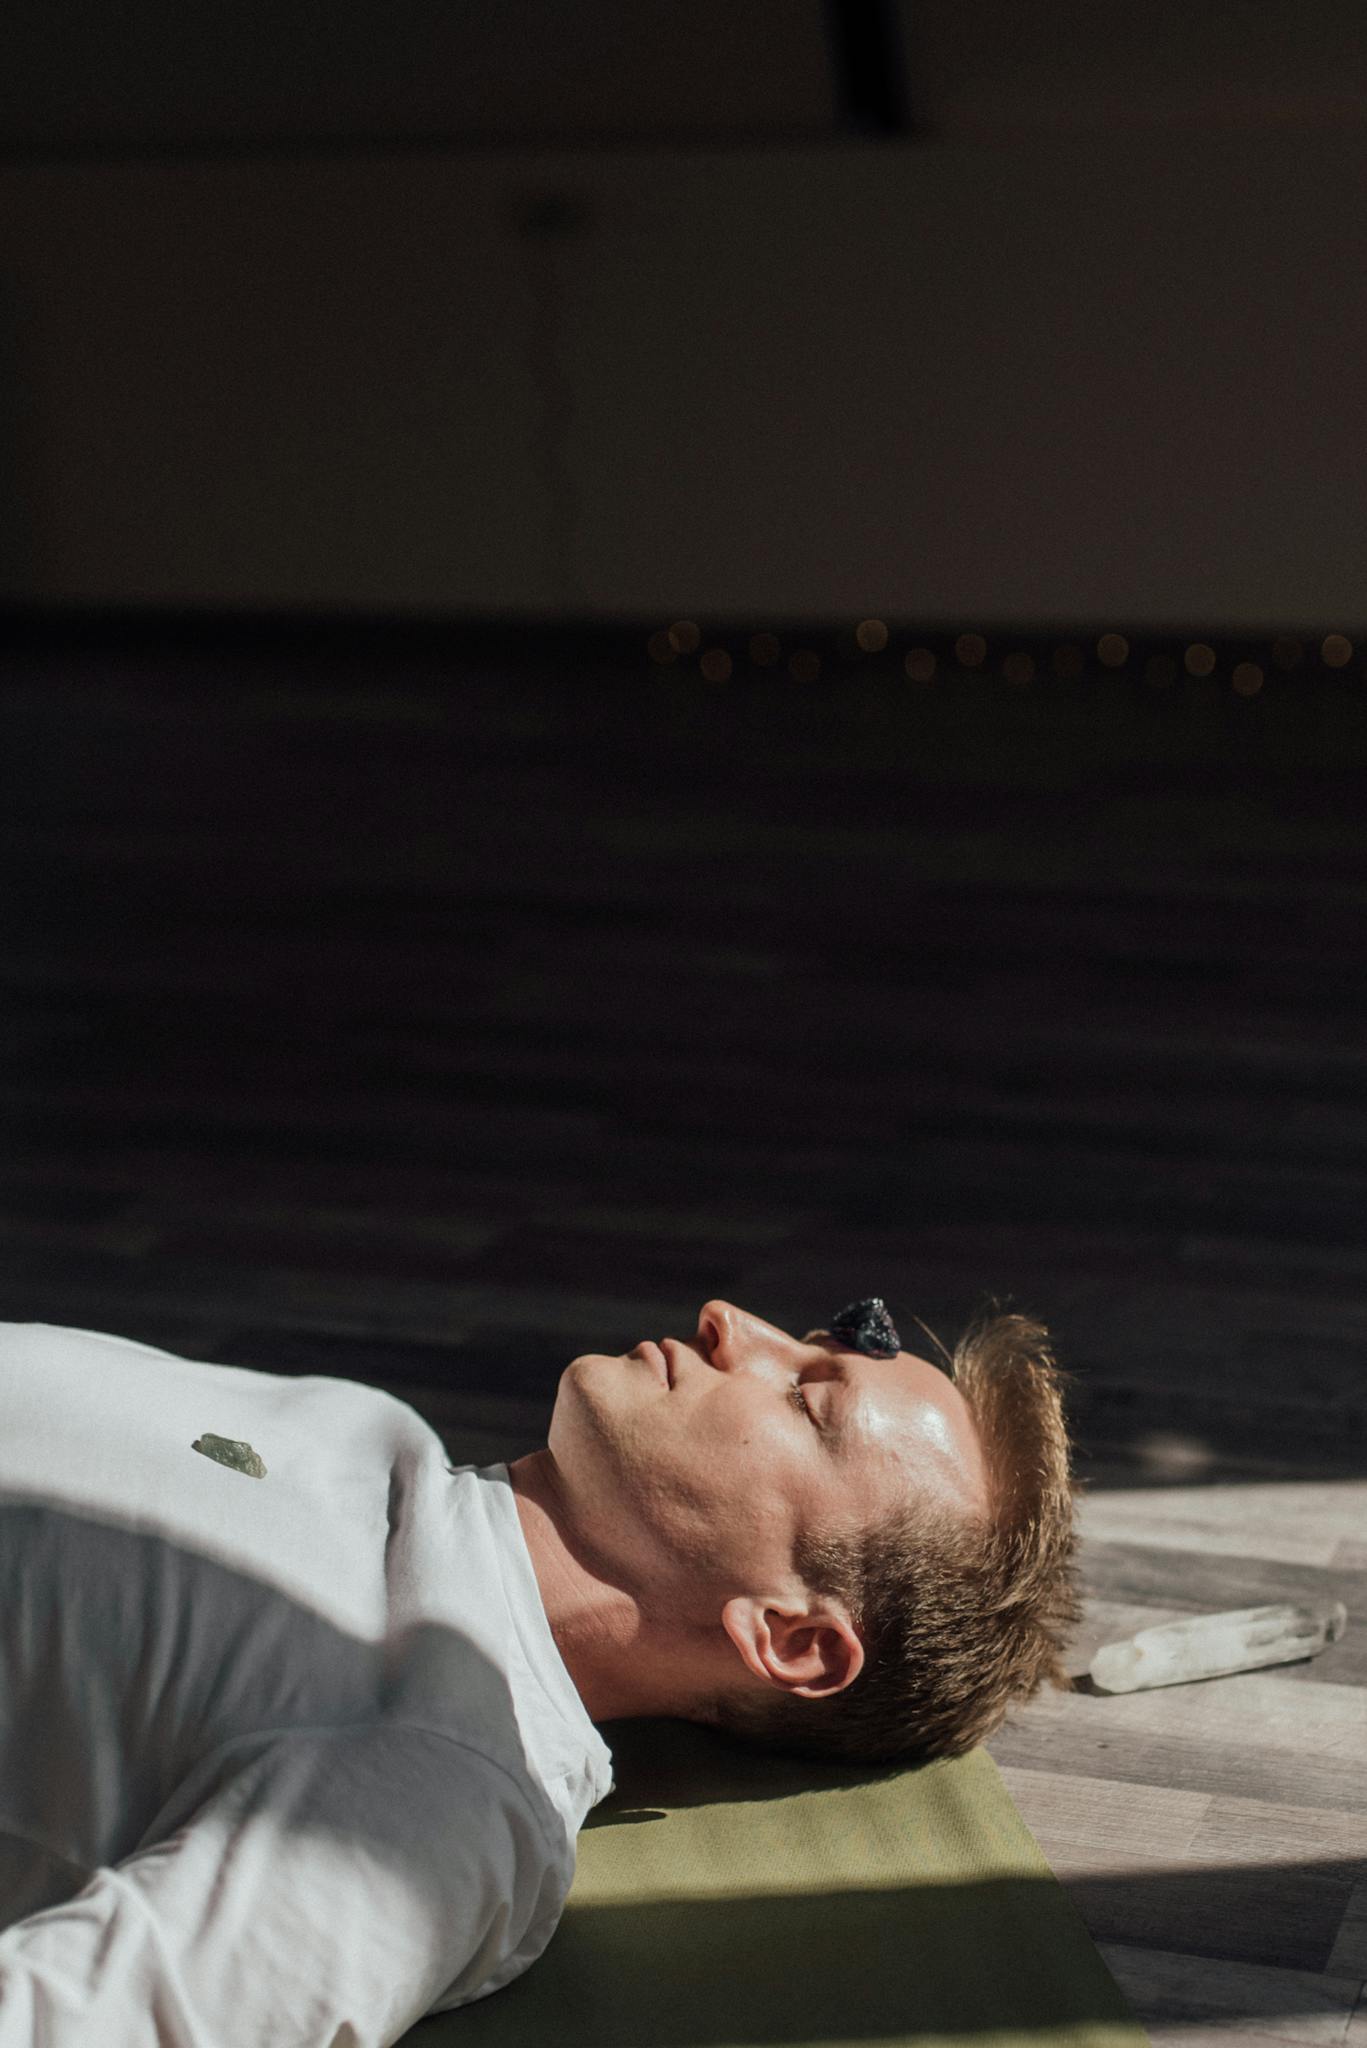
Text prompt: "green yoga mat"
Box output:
[[410, 1717, 1146, 2048]]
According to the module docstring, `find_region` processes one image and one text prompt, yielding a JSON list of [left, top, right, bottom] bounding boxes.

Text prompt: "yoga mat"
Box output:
[[409, 1717, 1147, 2047]]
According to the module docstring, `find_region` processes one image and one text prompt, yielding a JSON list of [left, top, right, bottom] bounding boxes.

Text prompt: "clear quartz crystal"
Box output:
[[1090, 1600, 1348, 1693]]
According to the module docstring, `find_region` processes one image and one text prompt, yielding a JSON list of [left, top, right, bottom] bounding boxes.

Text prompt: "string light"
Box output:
[[644, 621, 1360, 693]]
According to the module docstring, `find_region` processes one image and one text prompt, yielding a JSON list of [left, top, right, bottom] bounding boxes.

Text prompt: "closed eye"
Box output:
[[790, 1384, 815, 1422]]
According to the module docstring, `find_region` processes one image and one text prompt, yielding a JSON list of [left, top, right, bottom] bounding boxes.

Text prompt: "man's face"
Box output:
[[546, 1298, 991, 1629]]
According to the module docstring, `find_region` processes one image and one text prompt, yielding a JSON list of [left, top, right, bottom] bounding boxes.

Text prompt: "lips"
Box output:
[[638, 1340, 670, 1387]]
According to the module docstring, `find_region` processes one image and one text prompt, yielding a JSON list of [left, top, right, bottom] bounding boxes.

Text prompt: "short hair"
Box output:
[[693, 1304, 1084, 1769]]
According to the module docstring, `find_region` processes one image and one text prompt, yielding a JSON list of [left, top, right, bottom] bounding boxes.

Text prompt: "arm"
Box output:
[[0, 1725, 561, 2048]]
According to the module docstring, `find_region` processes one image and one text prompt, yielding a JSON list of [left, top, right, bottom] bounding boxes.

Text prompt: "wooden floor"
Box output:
[[1, 615, 1364, 2046]]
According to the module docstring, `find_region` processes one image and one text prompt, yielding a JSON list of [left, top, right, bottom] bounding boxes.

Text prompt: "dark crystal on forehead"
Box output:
[[829, 1297, 901, 1359]]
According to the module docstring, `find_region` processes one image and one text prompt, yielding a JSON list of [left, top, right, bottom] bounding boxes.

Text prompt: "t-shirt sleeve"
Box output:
[[0, 1724, 566, 2048]]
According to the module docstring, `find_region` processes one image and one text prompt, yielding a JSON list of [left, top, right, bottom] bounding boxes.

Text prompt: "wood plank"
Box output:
[[1144, 2031, 1358, 2048], [1078, 1482, 1367, 1572], [995, 1767, 1210, 1866], [1345, 1984, 1367, 2048], [1096, 1942, 1363, 2044], [1192, 1800, 1367, 1884], [1328, 1887, 1367, 1980], [997, 1776, 1356, 1974], [1071, 1858, 1351, 1975], [989, 1673, 1367, 1812]]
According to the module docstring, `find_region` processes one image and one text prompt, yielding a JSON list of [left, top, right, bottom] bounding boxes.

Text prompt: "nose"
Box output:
[[694, 1299, 792, 1375], [695, 1298, 738, 1365]]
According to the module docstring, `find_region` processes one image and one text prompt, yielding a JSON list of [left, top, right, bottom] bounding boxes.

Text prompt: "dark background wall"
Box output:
[[2, 2, 1366, 627]]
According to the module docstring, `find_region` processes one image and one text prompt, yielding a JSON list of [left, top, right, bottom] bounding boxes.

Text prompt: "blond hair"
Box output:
[[695, 1304, 1084, 1768]]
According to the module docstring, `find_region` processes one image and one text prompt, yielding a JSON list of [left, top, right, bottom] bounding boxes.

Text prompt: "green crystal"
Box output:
[[192, 1433, 267, 1479]]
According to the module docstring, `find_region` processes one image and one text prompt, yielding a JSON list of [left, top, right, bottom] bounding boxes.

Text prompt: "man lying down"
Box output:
[[0, 1296, 1081, 2046]]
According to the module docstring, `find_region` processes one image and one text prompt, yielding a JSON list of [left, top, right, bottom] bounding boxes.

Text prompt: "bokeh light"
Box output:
[[653, 622, 1356, 696]]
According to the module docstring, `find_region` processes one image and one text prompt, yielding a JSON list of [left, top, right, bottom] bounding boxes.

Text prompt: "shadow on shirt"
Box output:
[[0, 1493, 572, 1925], [0, 1496, 1155, 2046]]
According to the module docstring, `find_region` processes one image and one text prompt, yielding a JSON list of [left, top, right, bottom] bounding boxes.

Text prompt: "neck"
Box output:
[[505, 1449, 730, 1726]]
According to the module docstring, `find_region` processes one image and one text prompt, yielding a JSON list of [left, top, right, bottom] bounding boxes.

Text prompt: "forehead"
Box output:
[[812, 1332, 989, 1510]]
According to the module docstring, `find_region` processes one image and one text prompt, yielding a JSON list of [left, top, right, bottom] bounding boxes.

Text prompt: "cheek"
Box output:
[[641, 1414, 757, 1521], [684, 1410, 797, 1521]]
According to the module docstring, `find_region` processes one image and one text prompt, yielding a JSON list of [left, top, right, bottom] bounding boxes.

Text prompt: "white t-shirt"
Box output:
[[0, 1320, 616, 2047]]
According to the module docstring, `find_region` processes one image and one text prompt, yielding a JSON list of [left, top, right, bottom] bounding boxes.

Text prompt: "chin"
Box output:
[[546, 1358, 597, 1446]]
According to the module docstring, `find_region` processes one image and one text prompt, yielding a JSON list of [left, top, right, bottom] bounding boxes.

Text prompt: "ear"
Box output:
[[721, 1594, 865, 1700]]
